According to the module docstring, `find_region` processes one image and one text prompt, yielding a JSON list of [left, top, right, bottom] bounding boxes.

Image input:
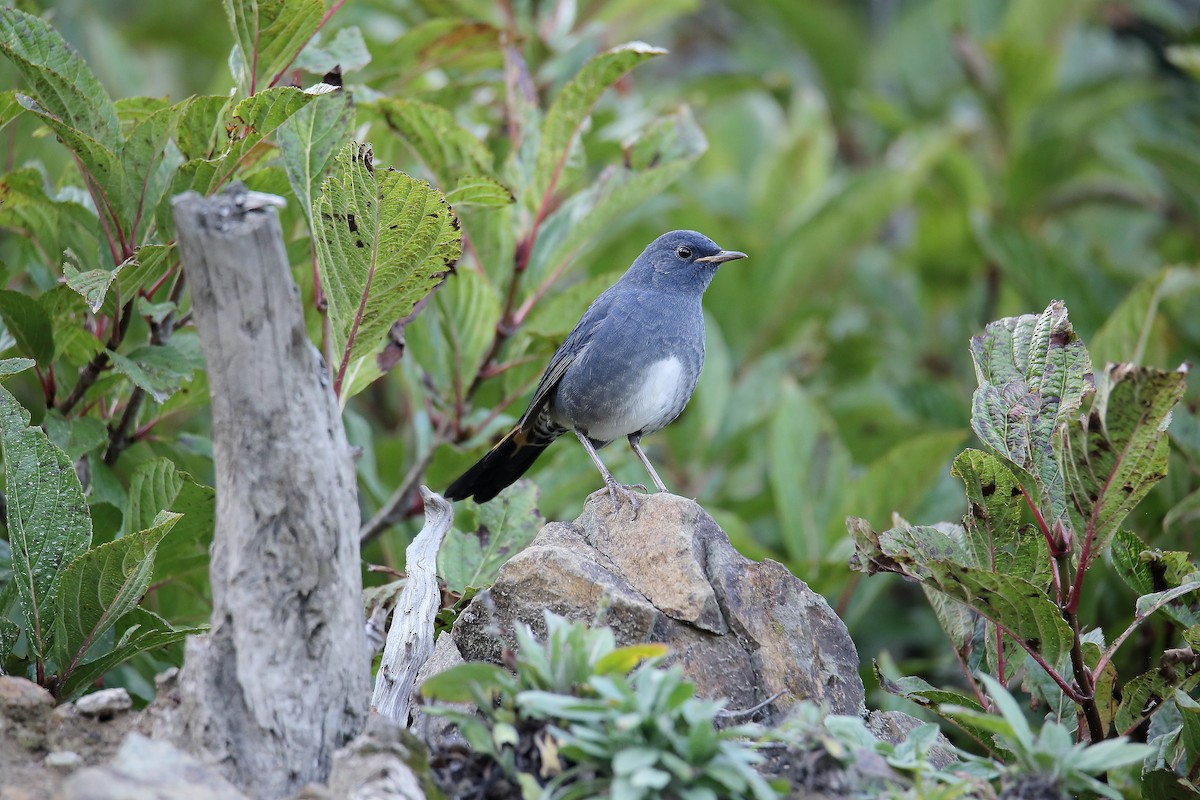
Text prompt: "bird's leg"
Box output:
[[574, 428, 640, 515], [627, 434, 669, 493]]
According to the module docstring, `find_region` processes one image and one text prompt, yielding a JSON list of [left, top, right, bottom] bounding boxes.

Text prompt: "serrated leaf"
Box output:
[[375, 98, 493, 187], [874, 666, 997, 744], [108, 340, 203, 404], [171, 87, 319, 200], [120, 100, 185, 236], [0, 384, 92, 662], [1115, 665, 1200, 735], [55, 607, 204, 701], [1069, 363, 1187, 570], [314, 142, 461, 395], [175, 95, 230, 161], [531, 42, 666, 204], [849, 516, 1072, 667], [63, 253, 120, 313], [0, 357, 34, 376], [0, 8, 118, 147], [278, 87, 353, 236], [294, 26, 371, 75], [16, 93, 131, 238], [224, 0, 324, 93], [52, 512, 179, 686], [438, 481, 543, 594], [125, 458, 185, 536], [1111, 529, 1197, 604], [970, 300, 1093, 533], [0, 288, 55, 364], [121, 243, 176, 300], [445, 174, 514, 208]]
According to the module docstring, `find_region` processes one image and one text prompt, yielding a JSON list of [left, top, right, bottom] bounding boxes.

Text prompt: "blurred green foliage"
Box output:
[[2, 0, 1199, 749]]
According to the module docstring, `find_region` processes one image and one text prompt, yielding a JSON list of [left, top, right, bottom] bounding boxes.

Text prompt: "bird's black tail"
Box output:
[[445, 423, 557, 503]]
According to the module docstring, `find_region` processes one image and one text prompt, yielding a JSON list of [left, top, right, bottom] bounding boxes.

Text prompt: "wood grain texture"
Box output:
[[162, 185, 368, 798]]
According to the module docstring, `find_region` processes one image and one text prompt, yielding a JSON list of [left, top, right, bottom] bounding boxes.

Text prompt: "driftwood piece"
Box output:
[[371, 487, 454, 724], [165, 185, 369, 797]]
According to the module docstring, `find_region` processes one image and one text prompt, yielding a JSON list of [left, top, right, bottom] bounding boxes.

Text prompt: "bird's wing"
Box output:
[[518, 287, 619, 427]]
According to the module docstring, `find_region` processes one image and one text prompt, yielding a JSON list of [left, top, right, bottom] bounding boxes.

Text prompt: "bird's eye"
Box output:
[[676, 246, 692, 260]]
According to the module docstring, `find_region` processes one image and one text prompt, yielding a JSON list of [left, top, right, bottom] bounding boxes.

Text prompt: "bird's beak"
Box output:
[[696, 250, 747, 265]]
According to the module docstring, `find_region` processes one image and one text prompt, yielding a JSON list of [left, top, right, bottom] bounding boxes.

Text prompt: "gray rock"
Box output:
[[0, 676, 55, 751], [75, 688, 132, 719], [451, 492, 865, 721], [61, 733, 249, 800], [326, 716, 426, 800], [44, 750, 84, 771]]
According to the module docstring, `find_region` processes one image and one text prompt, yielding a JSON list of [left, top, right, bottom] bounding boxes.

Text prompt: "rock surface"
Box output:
[[450, 492, 866, 721], [60, 733, 250, 800]]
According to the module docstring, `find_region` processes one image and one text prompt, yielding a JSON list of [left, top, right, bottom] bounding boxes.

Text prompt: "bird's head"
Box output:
[[633, 230, 747, 292]]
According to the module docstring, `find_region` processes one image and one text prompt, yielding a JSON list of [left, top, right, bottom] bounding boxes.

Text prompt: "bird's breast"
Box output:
[[554, 354, 697, 443]]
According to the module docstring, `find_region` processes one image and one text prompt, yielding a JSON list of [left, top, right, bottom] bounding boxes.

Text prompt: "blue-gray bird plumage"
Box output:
[[445, 230, 746, 506]]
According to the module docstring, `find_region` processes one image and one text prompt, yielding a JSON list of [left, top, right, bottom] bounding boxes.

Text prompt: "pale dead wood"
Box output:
[[371, 487, 454, 725], [162, 185, 369, 798]]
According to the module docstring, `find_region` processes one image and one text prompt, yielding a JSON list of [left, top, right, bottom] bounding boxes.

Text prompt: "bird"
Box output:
[[444, 230, 746, 512]]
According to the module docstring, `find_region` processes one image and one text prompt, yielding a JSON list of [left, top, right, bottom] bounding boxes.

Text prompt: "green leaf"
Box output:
[[375, 18, 501, 87], [278, 87, 353, 235], [294, 26, 372, 75], [1175, 690, 1200, 770], [108, 336, 204, 404], [531, 42, 666, 205], [0, 289, 55, 364], [848, 517, 1072, 667], [15, 93, 130, 237], [969, 300, 1093, 532], [121, 243, 177, 300], [0, 8, 118, 147], [1143, 769, 1200, 800], [55, 607, 204, 701], [224, 0, 324, 92], [1114, 665, 1200, 735], [438, 481, 543, 594], [0, 617, 18, 662], [42, 411, 108, 461], [52, 512, 180, 686], [63, 252, 120, 313], [314, 142, 461, 394], [408, 267, 502, 406], [769, 382, 849, 567], [523, 106, 707, 287], [0, 383, 92, 661], [0, 89, 22, 132], [445, 175, 515, 208], [1089, 267, 1200, 367], [1111, 529, 1197, 603], [125, 458, 186, 536], [830, 429, 965, 542], [375, 98, 494, 187], [594, 644, 669, 676], [119, 100, 186, 236], [1069, 363, 1187, 569], [0, 357, 34, 376], [420, 662, 512, 702], [171, 86, 320, 200]]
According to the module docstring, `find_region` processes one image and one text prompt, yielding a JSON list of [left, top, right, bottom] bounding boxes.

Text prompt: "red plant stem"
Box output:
[[334, 258, 375, 396]]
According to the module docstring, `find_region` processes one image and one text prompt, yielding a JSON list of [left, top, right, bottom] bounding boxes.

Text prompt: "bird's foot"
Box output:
[[588, 482, 644, 517]]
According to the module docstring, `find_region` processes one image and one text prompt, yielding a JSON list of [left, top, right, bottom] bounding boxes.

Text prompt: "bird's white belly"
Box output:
[[584, 356, 686, 442]]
